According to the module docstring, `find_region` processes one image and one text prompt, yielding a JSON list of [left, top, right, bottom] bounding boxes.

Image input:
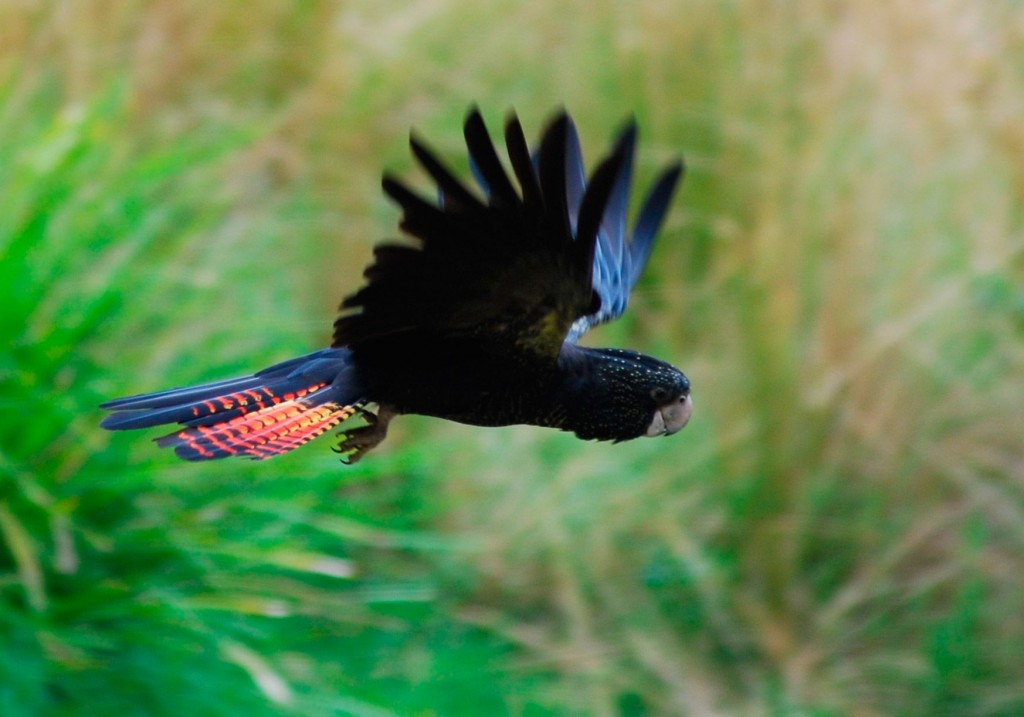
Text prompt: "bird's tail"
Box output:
[[101, 348, 364, 461]]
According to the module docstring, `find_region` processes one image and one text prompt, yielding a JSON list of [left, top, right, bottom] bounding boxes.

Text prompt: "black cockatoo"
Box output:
[[101, 108, 692, 463]]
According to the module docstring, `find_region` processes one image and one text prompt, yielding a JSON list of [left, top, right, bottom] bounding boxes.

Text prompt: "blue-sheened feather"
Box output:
[[629, 160, 684, 287], [464, 108, 519, 208], [595, 123, 637, 321], [564, 117, 587, 232], [100, 348, 351, 430], [563, 121, 682, 343]]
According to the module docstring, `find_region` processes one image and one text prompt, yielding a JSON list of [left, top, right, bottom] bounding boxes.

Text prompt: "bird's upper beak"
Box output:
[[645, 393, 693, 437]]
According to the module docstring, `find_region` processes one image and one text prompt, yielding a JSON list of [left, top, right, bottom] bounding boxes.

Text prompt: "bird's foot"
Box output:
[[332, 405, 394, 464]]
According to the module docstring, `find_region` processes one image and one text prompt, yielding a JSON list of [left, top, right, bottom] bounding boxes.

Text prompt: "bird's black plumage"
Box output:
[[101, 108, 692, 462]]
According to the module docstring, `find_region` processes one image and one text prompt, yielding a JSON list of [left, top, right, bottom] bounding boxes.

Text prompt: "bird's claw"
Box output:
[[352, 404, 378, 425], [332, 406, 393, 464], [333, 425, 383, 464]]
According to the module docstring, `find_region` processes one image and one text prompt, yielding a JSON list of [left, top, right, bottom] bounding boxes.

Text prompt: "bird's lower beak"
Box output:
[[645, 394, 693, 437]]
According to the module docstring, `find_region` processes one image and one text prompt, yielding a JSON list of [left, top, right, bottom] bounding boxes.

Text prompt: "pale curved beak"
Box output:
[[645, 394, 693, 437]]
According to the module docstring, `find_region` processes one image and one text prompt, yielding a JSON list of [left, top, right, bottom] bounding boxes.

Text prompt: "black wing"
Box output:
[[564, 120, 684, 342], [333, 108, 629, 363]]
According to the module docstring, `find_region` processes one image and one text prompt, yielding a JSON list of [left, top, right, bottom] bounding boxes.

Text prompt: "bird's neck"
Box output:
[[539, 343, 605, 435]]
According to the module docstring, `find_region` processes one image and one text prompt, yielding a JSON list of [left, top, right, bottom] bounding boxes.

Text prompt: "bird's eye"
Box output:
[[650, 387, 672, 404]]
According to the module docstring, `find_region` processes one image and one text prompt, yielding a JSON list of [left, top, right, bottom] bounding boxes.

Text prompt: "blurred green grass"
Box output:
[[2, 1, 1024, 715]]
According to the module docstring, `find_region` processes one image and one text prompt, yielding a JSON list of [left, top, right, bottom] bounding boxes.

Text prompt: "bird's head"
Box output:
[[645, 382, 693, 438], [558, 346, 692, 442]]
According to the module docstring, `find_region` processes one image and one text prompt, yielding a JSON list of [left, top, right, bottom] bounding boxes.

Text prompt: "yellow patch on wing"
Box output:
[[515, 307, 571, 357]]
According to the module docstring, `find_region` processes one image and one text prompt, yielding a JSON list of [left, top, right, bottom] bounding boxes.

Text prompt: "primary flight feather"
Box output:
[[101, 108, 692, 463]]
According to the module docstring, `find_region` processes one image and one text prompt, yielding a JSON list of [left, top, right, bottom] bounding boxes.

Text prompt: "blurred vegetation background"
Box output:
[[2, 1, 1023, 715]]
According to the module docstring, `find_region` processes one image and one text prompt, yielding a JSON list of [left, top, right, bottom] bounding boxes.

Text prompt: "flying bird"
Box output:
[[101, 108, 692, 463]]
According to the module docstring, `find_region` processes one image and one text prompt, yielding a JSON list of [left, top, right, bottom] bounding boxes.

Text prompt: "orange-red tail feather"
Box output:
[[158, 398, 362, 460], [101, 348, 363, 461]]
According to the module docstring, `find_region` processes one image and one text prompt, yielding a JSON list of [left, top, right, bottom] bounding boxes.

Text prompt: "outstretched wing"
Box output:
[[564, 122, 684, 343], [333, 108, 629, 363]]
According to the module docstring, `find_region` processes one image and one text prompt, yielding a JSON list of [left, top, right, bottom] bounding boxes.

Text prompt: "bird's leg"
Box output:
[[333, 404, 396, 464]]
